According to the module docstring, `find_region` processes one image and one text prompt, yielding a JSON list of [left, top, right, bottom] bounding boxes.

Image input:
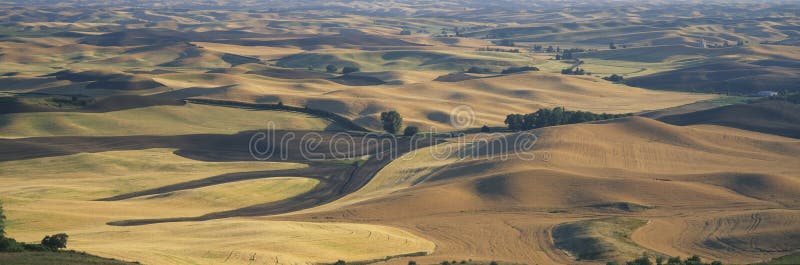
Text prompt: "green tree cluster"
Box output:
[[561, 67, 589, 75], [380, 111, 403, 134], [609, 254, 723, 265], [505, 107, 631, 131], [501, 66, 539, 74]]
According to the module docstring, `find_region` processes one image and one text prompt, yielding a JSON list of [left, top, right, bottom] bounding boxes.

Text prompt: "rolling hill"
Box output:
[[658, 100, 800, 139], [283, 117, 800, 264]]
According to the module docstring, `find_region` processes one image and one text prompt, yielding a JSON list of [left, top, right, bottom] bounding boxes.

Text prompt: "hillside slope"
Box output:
[[658, 101, 800, 138], [284, 117, 800, 265]]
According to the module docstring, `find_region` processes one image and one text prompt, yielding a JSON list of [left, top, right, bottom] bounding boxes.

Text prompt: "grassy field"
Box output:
[[753, 252, 800, 265]]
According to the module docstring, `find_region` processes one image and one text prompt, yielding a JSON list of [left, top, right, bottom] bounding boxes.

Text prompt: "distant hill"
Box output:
[[658, 100, 800, 138], [626, 61, 800, 94], [80, 28, 270, 46], [47, 70, 167, 90]]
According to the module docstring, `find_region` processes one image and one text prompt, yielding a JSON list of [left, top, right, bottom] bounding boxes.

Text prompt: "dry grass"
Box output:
[[284, 117, 800, 265], [0, 148, 434, 264], [0, 103, 332, 138]]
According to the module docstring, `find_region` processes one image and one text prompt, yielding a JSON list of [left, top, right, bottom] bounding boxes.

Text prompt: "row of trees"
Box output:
[[505, 107, 631, 131], [0, 200, 69, 252], [467, 66, 539, 75], [477, 47, 521, 53], [561, 67, 590, 75], [610, 254, 723, 265], [501, 66, 539, 74]]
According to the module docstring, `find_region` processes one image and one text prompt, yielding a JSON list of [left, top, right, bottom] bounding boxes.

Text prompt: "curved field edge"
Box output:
[[552, 217, 654, 262]]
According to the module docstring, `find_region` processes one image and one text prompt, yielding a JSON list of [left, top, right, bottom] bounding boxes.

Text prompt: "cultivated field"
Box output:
[[0, 1, 798, 265]]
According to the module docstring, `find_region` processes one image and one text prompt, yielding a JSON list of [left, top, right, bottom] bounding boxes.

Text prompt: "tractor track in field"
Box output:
[[0, 128, 442, 226]]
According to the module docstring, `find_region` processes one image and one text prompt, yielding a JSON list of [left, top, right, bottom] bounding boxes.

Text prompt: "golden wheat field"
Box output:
[[0, 1, 799, 265]]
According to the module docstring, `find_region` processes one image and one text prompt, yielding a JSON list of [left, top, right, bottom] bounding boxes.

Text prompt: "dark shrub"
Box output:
[[342, 66, 360, 74], [403, 126, 419, 136], [41, 233, 68, 250], [326, 64, 338, 73]]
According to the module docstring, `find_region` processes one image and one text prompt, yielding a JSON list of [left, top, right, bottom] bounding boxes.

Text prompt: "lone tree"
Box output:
[[41, 233, 68, 250], [380, 111, 403, 134], [342, 66, 360, 74], [326, 64, 338, 73], [403, 126, 419, 136]]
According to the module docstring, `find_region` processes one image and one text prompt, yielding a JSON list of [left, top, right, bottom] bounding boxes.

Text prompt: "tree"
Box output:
[[380, 111, 403, 134], [498, 39, 514, 47], [481, 125, 491, 132], [41, 233, 68, 250], [489, 261, 498, 265], [504, 114, 524, 131], [326, 64, 338, 73], [334, 260, 346, 265], [342, 66, 360, 74], [408, 261, 417, 265], [403, 126, 419, 136], [656, 256, 664, 265], [277, 101, 284, 107], [603, 74, 624, 82], [609, 42, 617, 49]]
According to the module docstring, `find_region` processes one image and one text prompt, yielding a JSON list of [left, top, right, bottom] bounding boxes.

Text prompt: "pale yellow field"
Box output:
[[0, 148, 434, 264], [147, 71, 716, 131], [2, 7, 798, 265], [282, 117, 800, 265], [192, 42, 305, 60], [0, 103, 333, 138]]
